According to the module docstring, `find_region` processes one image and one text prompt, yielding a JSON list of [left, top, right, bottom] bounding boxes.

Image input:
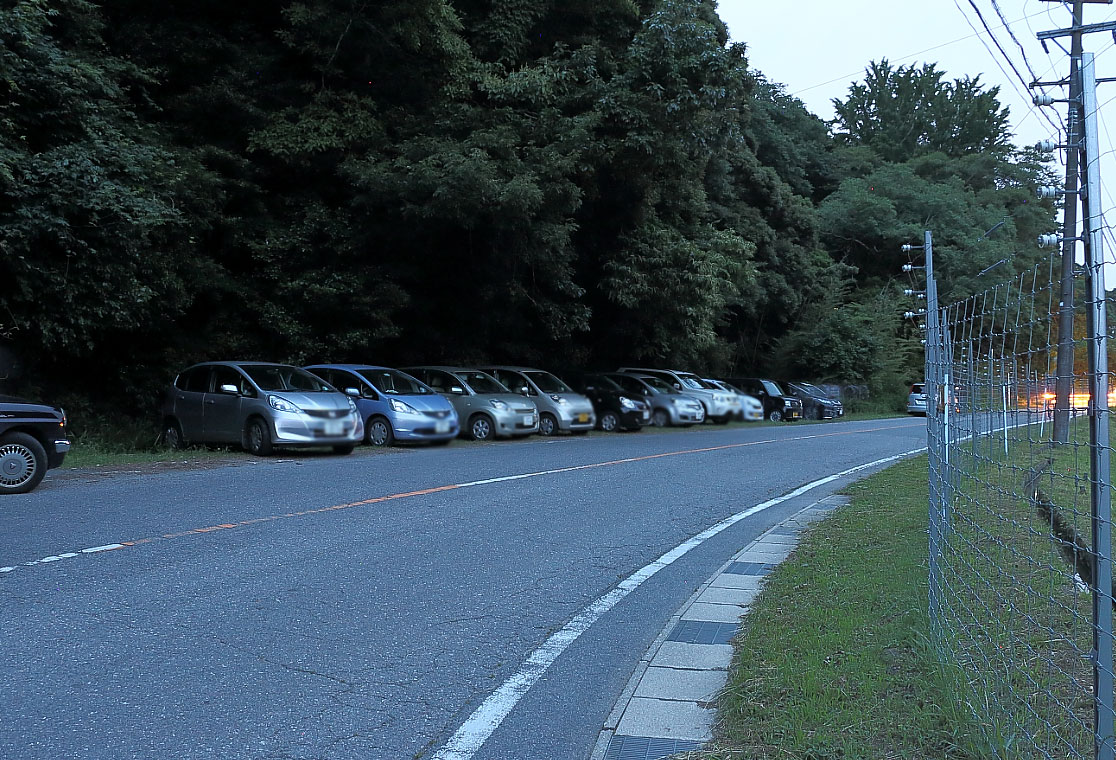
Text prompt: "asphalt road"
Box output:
[[0, 418, 926, 760]]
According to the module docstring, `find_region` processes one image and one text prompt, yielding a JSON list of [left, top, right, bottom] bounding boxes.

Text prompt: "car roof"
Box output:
[[404, 365, 494, 374], [306, 363, 396, 372], [477, 365, 541, 373]]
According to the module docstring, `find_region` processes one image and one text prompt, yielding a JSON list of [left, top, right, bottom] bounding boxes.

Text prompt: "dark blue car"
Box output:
[[304, 365, 459, 446]]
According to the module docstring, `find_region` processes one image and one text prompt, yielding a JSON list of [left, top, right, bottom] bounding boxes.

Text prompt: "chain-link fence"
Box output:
[[924, 251, 1115, 759]]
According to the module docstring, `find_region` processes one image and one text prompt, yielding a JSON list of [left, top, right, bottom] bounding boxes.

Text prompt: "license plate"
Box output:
[[577, 413, 589, 423], [522, 414, 534, 425], [324, 420, 343, 435], [642, 411, 650, 420], [435, 420, 451, 433]]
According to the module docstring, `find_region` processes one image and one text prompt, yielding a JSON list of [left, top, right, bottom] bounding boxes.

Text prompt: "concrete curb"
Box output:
[[589, 492, 851, 760]]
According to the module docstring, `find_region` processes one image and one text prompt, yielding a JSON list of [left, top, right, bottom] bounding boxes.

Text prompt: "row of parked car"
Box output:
[[0, 363, 845, 494]]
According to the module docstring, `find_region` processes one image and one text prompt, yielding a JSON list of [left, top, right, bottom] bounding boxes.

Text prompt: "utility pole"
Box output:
[[1044, 0, 1085, 444]]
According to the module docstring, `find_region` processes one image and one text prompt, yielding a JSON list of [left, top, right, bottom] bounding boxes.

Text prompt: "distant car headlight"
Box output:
[[550, 394, 568, 404], [489, 399, 509, 411], [391, 399, 418, 414], [619, 396, 637, 410], [268, 395, 303, 414]]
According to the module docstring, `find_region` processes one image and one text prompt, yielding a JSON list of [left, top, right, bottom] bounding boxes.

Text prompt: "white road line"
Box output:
[[430, 445, 927, 760]]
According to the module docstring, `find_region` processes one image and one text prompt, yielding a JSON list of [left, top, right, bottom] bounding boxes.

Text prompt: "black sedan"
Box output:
[[0, 395, 71, 494]]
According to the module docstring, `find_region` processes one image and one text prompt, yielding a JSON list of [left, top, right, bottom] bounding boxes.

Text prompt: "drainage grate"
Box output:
[[724, 561, 774, 576], [604, 735, 703, 760], [667, 620, 738, 645]]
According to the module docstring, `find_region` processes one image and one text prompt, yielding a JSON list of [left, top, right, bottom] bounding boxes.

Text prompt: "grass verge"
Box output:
[[678, 456, 995, 760]]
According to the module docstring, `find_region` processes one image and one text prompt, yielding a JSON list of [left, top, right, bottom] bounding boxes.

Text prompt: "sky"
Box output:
[[715, 0, 1116, 274]]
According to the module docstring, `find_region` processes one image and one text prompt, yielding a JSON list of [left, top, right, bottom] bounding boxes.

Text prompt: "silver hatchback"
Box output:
[[161, 362, 364, 455], [403, 367, 539, 441], [479, 367, 596, 436]]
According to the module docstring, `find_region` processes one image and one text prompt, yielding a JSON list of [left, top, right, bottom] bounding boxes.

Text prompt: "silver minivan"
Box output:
[[479, 366, 596, 436], [403, 366, 539, 441], [161, 362, 364, 455]]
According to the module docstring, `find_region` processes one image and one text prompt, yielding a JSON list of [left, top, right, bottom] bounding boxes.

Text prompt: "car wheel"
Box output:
[[245, 417, 274, 456], [652, 409, 669, 427], [768, 409, 783, 422], [805, 407, 820, 421], [368, 416, 394, 446], [0, 433, 46, 494], [600, 411, 620, 432], [469, 414, 494, 441], [539, 413, 558, 436], [332, 444, 354, 455], [163, 420, 186, 450]]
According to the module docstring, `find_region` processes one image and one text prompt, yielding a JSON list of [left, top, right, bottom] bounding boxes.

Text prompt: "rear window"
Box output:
[[911, 384, 926, 394]]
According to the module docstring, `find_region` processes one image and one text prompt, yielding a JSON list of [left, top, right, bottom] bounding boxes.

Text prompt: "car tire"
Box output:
[[539, 413, 558, 436], [805, 407, 820, 421], [332, 444, 354, 455], [469, 414, 495, 441], [0, 432, 47, 495], [768, 409, 783, 422], [163, 420, 186, 450], [368, 416, 394, 446], [600, 411, 620, 432], [652, 409, 670, 427], [245, 417, 274, 456]]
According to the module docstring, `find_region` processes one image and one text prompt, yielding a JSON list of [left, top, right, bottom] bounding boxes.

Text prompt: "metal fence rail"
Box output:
[[924, 250, 1115, 759]]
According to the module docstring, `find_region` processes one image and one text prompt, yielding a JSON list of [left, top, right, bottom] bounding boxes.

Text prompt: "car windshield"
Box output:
[[359, 368, 431, 395], [525, 371, 571, 393], [241, 365, 333, 392], [796, 382, 826, 397], [638, 376, 675, 393], [458, 371, 508, 394], [590, 375, 624, 392], [677, 373, 706, 390], [762, 380, 785, 396], [705, 379, 729, 391]]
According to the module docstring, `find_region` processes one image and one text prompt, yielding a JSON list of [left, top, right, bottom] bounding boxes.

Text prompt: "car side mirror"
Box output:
[[218, 383, 239, 395], [343, 387, 360, 397], [519, 386, 530, 396], [673, 383, 681, 389], [450, 386, 465, 395]]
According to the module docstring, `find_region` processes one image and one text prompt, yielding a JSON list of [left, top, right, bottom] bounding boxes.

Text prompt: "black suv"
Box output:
[[721, 378, 802, 422], [783, 381, 844, 420], [566, 373, 650, 432], [0, 395, 71, 494]]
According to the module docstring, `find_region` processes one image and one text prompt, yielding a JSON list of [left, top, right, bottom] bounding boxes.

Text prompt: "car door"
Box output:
[[204, 365, 249, 442], [173, 366, 210, 441]]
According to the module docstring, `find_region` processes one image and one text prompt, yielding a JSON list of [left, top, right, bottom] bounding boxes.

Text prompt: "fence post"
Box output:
[[1080, 52, 1114, 760]]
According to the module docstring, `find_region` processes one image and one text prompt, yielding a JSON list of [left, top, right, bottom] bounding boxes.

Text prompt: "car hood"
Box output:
[[550, 392, 593, 406], [474, 393, 537, 408], [0, 395, 62, 414], [386, 394, 454, 413], [269, 392, 351, 412]]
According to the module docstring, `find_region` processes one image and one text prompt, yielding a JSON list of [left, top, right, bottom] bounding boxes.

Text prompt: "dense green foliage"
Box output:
[[0, 0, 1056, 421]]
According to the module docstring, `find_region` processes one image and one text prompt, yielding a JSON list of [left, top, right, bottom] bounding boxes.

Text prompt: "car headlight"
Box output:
[[391, 399, 418, 414], [550, 394, 568, 404], [619, 396, 636, 410], [346, 396, 358, 413], [268, 395, 303, 414], [489, 399, 509, 411]]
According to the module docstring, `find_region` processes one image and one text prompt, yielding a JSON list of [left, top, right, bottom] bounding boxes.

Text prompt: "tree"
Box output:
[[0, 0, 203, 389], [831, 60, 1012, 163]]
